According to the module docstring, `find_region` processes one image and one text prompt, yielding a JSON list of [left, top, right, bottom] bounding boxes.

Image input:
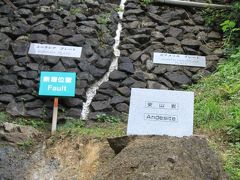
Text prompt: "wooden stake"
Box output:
[[51, 97, 59, 135]]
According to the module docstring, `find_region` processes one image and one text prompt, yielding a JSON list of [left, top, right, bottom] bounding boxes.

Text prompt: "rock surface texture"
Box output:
[[0, 134, 229, 179], [95, 136, 228, 179], [89, 0, 223, 119], [0, 0, 120, 119]]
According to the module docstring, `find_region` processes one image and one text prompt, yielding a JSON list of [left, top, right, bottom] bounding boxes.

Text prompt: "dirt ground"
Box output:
[[0, 133, 229, 180]]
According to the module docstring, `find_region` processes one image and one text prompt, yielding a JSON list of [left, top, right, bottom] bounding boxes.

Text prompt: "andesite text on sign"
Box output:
[[39, 71, 76, 97], [28, 43, 82, 58], [127, 88, 194, 137], [153, 52, 206, 67]]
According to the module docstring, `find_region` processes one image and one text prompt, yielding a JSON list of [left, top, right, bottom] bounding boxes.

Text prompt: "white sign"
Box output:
[[153, 52, 206, 67], [28, 43, 82, 58], [127, 88, 194, 137]]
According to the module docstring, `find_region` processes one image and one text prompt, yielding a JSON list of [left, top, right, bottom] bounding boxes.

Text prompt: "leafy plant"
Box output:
[[224, 143, 240, 179], [16, 118, 48, 129], [140, 0, 153, 5], [202, 2, 240, 50], [224, 120, 240, 143], [189, 53, 240, 179], [96, 114, 120, 123], [0, 112, 48, 130], [59, 119, 85, 130], [70, 7, 82, 15], [18, 140, 34, 151], [97, 13, 111, 25], [220, 20, 240, 47], [115, 6, 124, 12]]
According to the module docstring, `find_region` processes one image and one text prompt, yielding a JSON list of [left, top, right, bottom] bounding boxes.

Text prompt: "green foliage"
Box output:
[[96, 113, 121, 123], [97, 30, 107, 48], [16, 118, 48, 129], [220, 20, 240, 47], [221, 20, 236, 33], [70, 7, 82, 15], [115, 6, 124, 12], [0, 112, 11, 123], [202, 2, 240, 49], [140, 0, 153, 5], [97, 13, 111, 25], [189, 50, 240, 178], [0, 111, 48, 130], [58, 119, 85, 130], [58, 121, 126, 138], [224, 143, 240, 179], [18, 140, 34, 151]]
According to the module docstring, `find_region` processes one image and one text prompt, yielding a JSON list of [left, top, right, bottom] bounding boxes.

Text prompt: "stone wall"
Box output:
[[0, 0, 224, 120], [0, 0, 119, 118], [88, 0, 223, 119]]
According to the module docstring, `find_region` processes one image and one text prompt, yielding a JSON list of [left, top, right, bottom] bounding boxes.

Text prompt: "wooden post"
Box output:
[[51, 97, 59, 135]]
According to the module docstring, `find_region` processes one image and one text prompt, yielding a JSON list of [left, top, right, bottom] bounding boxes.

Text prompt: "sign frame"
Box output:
[[39, 71, 76, 97]]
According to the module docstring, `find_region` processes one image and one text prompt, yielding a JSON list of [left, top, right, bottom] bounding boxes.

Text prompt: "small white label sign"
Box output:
[[153, 52, 206, 67], [127, 88, 194, 137], [28, 43, 82, 58]]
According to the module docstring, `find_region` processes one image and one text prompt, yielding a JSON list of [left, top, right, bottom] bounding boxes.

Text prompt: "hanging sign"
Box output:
[[153, 52, 206, 67], [28, 43, 82, 58], [39, 71, 76, 97]]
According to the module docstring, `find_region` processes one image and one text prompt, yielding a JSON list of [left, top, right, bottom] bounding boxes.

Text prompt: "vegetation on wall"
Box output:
[[202, 2, 240, 51]]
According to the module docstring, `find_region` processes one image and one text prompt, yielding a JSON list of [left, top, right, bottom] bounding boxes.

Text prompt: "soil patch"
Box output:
[[0, 131, 229, 179]]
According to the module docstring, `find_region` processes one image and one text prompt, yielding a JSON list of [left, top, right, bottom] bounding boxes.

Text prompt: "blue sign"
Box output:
[[39, 71, 76, 97]]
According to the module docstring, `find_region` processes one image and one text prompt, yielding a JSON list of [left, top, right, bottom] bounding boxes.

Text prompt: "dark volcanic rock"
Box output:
[[64, 34, 85, 46], [63, 98, 83, 107], [16, 94, 36, 102], [11, 41, 30, 56], [30, 34, 47, 43], [165, 71, 192, 85], [99, 81, 119, 89], [52, 62, 66, 72], [91, 101, 112, 111], [6, 102, 25, 116], [25, 100, 44, 109], [117, 87, 131, 97], [66, 108, 81, 118], [95, 58, 111, 68], [167, 27, 183, 39], [115, 103, 128, 112], [147, 81, 168, 89], [110, 96, 128, 105], [181, 39, 201, 48], [89, 65, 107, 78], [109, 70, 127, 81], [61, 58, 77, 68], [0, 74, 17, 85], [0, 33, 11, 50], [0, 94, 14, 103], [164, 37, 180, 45], [26, 108, 43, 118], [0, 85, 19, 94], [0, 65, 8, 74], [20, 79, 36, 88], [119, 62, 134, 74]]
